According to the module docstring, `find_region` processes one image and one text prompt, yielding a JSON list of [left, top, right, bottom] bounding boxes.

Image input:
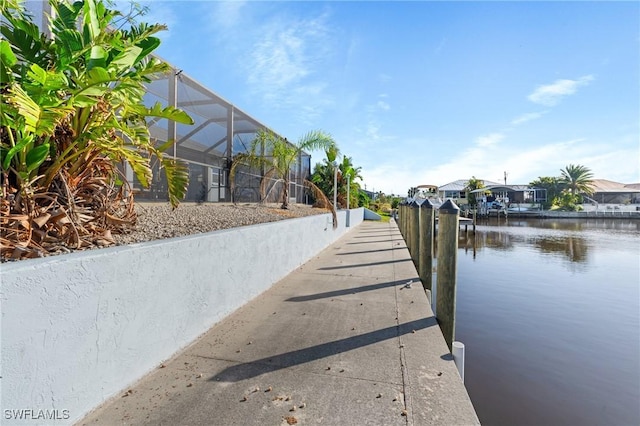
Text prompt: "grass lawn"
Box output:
[[376, 211, 392, 223]]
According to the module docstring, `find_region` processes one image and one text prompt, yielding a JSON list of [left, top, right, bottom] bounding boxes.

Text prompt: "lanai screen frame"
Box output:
[[25, 0, 311, 204], [134, 59, 312, 204]]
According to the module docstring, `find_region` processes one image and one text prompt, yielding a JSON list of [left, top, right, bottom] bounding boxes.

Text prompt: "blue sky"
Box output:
[[138, 0, 638, 195]]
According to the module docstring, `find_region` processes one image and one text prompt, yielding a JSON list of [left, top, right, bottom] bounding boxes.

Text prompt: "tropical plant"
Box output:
[[529, 176, 563, 208], [464, 176, 486, 206], [1, 0, 193, 260], [310, 148, 338, 202], [358, 190, 370, 208], [231, 128, 337, 212], [551, 192, 583, 211], [337, 156, 362, 208], [391, 197, 401, 209], [560, 164, 595, 196], [311, 151, 364, 209]]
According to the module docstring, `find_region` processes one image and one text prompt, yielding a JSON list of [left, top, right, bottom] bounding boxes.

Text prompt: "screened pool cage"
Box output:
[[134, 66, 312, 204]]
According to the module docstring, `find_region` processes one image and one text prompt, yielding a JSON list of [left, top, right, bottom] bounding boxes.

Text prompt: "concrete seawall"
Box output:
[[1, 208, 363, 425], [79, 220, 479, 425], [539, 210, 640, 219]]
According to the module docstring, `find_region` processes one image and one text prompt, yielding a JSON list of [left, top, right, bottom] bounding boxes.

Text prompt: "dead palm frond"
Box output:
[[1, 156, 136, 261], [304, 179, 337, 229]]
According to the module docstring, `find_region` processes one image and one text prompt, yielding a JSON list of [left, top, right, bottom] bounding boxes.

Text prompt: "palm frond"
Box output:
[[304, 179, 337, 229], [161, 156, 189, 209], [260, 167, 277, 203]]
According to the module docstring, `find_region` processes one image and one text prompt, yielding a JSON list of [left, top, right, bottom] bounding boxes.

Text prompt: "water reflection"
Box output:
[[459, 229, 590, 265], [455, 218, 640, 426], [481, 217, 640, 233], [533, 235, 589, 263]]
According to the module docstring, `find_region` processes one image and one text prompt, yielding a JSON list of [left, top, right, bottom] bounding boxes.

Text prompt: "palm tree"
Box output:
[[560, 164, 595, 195], [232, 128, 337, 209], [310, 144, 341, 203], [464, 176, 485, 206], [310, 150, 364, 209], [337, 156, 362, 208]]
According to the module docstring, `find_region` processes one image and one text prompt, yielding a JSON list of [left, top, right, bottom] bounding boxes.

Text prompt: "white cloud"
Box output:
[[475, 133, 504, 148], [365, 121, 382, 141], [407, 139, 582, 190], [249, 28, 310, 92], [210, 0, 247, 29], [583, 148, 640, 183], [361, 164, 417, 197], [356, 136, 636, 196], [377, 100, 390, 111], [511, 111, 547, 126], [244, 11, 335, 122], [527, 75, 594, 106]]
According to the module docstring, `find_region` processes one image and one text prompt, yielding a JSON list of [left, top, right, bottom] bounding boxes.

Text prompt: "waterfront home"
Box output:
[[437, 179, 547, 206], [437, 179, 502, 206], [589, 179, 640, 204]]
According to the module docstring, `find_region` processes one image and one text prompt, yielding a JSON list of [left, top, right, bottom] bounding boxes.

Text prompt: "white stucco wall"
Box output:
[[0, 208, 364, 425]]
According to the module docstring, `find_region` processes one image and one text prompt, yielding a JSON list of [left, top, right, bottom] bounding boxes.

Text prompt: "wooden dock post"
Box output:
[[408, 200, 420, 267], [418, 199, 435, 293], [398, 200, 405, 238], [403, 200, 409, 240], [403, 200, 409, 239], [399, 205, 402, 233], [472, 209, 476, 234], [436, 199, 459, 352]]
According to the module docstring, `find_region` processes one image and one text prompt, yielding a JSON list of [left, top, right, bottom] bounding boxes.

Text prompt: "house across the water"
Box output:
[[436, 179, 547, 207], [433, 178, 640, 210], [589, 179, 640, 204]]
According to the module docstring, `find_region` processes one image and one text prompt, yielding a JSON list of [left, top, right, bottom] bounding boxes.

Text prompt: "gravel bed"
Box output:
[[113, 202, 331, 246]]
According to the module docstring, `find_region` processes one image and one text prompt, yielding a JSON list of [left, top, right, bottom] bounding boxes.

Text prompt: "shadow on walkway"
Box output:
[[285, 278, 415, 302], [336, 247, 404, 256], [346, 239, 402, 245], [207, 317, 437, 383], [318, 258, 411, 270]]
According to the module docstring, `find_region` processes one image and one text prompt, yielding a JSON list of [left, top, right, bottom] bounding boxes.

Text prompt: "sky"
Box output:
[[135, 0, 638, 195]]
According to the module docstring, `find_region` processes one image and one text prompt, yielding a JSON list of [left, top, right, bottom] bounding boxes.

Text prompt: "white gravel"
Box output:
[[113, 202, 330, 246]]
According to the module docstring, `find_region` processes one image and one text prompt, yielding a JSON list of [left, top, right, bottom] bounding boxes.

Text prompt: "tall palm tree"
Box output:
[[560, 164, 595, 195], [231, 128, 337, 209], [337, 156, 362, 208]]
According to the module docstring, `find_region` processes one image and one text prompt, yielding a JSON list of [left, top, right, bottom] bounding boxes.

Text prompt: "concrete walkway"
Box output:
[[79, 220, 479, 426]]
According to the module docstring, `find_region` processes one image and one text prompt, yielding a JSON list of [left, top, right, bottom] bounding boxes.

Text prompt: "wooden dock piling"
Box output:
[[399, 200, 407, 239], [418, 199, 435, 293], [436, 199, 459, 352], [472, 209, 476, 234], [408, 200, 420, 267]]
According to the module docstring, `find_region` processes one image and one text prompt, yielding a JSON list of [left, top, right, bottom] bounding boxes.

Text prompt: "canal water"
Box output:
[[453, 218, 640, 425]]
